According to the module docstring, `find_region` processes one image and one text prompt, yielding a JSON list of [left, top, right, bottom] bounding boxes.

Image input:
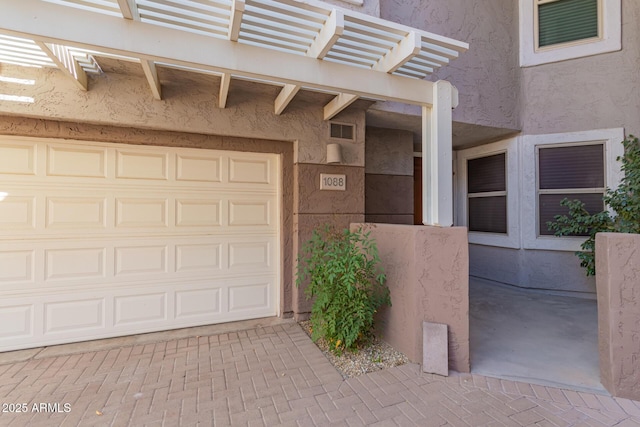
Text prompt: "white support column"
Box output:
[[422, 80, 453, 227]]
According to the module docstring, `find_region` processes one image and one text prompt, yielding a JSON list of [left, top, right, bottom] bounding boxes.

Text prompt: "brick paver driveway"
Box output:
[[0, 321, 639, 426]]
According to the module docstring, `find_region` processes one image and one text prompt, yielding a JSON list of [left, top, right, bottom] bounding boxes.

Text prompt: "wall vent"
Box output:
[[329, 122, 355, 141]]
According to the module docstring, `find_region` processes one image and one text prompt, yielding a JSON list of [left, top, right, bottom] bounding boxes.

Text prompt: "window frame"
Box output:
[[521, 128, 624, 251], [456, 138, 520, 249], [467, 152, 508, 234], [536, 141, 606, 236], [519, 0, 621, 67]]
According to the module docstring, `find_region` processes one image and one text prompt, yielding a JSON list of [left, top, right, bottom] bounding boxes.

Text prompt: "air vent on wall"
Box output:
[[330, 122, 355, 141]]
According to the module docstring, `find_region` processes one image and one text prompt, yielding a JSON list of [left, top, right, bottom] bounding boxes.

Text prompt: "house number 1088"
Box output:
[[319, 173, 346, 191]]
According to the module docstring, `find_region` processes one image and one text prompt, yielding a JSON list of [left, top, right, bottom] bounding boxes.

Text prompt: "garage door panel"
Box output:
[[176, 199, 221, 227], [176, 288, 221, 318], [0, 305, 33, 338], [229, 199, 271, 226], [45, 248, 106, 281], [47, 145, 107, 178], [0, 196, 35, 230], [176, 154, 222, 183], [44, 299, 105, 334], [46, 197, 107, 229], [115, 245, 168, 276], [229, 240, 272, 270], [116, 150, 168, 181], [229, 157, 271, 184], [114, 293, 167, 326], [175, 243, 222, 272], [0, 137, 280, 351], [116, 198, 169, 228], [228, 282, 271, 313], [0, 250, 34, 283], [0, 141, 36, 175]]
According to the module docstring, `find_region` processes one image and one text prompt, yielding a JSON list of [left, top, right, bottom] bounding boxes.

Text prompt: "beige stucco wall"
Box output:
[[293, 163, 365, 316], [354, 223, 469, 373], [520, 0, 640, 136], [469, 245, 596, 296], [595, 232, 640, 400], [379, 0, 521, 133], [0, 63, 366, 166]]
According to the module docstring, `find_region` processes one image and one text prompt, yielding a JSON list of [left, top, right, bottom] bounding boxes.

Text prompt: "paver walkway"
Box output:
[[0, 322, 639, 426]]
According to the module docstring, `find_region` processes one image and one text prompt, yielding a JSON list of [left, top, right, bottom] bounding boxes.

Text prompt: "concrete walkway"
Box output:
[[0, 321, 639, 426], [470, 278, 602, 393]]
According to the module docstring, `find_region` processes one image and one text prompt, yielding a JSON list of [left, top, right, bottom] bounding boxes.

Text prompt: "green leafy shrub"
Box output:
[[547, 135, 640, 276], [296, 225, 390, 354]]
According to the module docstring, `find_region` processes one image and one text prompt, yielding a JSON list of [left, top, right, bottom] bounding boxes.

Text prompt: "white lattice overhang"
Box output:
[[0, 0, 468, 226]]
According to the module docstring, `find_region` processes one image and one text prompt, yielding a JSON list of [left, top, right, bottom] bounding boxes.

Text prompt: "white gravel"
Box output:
[[299, 321, 409, 379]]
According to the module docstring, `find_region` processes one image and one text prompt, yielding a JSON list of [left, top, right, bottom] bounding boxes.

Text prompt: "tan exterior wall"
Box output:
[[0, 62, 371, 318], [469, 245, 596, 296], [520, 0, 640, 136], [364, 127, 414, 224], [595, 233, 640, 401], [354, 223, 469, 372], [0, 63, 366, 166], [293, 164, 365, 317], [379, 0, 521, 133]]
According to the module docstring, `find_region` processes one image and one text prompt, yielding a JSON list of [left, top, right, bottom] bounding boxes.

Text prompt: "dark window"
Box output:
[[469, 196, 507, 234], [538, 0, 599, 48], [537, 143, 605, 236], [538, 144, 604, 189], [468, 153, 506, 193], [467, 153, 507, 234]]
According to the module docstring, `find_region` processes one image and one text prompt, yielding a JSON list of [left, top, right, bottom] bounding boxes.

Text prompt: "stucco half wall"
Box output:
[[596, 232, 640, 401], [352, 223, 470, 373]]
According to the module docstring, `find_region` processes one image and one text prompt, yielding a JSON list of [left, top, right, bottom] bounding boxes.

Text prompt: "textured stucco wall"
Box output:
[[293, 164, 365, 317], [354, 223, 469, 372], [596, 233, 640, 400], [0, 63, 366, 166], [521, 0, 640, 136], [469, 245, 596, 296], [379, 0, 520, 132], [364, 127, 414, 224]]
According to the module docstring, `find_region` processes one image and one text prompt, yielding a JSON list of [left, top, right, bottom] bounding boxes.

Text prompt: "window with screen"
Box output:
[[537, 143, 605, 236], [519, 0, 620, 67], [467, 153, 507, 234], [537, 0, 599, 49]]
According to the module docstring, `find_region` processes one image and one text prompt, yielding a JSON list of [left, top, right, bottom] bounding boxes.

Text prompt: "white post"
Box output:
[[422, 80, 453, 226]]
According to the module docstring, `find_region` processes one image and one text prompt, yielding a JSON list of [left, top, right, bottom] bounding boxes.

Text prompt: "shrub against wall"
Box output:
[[548, 135, 640, 275], [296, 226, 390, 354]]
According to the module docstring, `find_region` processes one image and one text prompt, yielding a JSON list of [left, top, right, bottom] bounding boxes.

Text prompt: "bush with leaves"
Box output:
[[296, 225, 390, 354], [547, 135, 640, 276]]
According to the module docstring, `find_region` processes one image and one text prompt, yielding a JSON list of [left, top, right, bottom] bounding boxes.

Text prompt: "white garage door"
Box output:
[[0, 136, 280, 351]]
